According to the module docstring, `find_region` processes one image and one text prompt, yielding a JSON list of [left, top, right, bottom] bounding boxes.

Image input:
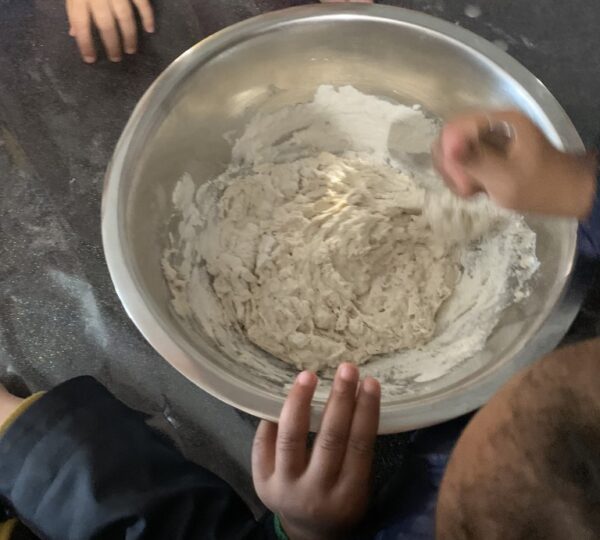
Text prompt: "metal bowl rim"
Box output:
[[102, 4, 582, 433]]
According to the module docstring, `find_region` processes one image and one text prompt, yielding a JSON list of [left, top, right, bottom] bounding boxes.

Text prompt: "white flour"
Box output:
[[162, 85, 539, 391]]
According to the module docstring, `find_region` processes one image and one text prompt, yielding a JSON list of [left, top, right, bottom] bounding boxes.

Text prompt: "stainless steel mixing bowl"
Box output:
[[102, 4, 583, 433]]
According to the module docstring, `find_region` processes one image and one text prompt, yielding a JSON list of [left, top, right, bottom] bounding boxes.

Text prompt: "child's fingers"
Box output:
[[431, 138, 468, 196], [69, 0, 97, 63], [275, 371, 317, 478], [339, 377, 380, 487], [132, 0, 155, 33], [437, 116, 488, 197], [252, 420, 277, 484], [309, 363, 359, 485], [110, 0, 137, 54], [90, 0, 122, 61], [463, 146, 512, 185], [66, 0, 74, 34]]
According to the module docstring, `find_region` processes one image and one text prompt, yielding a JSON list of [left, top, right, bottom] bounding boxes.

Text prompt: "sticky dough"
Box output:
[[204, 152, 459, 370], [163, 85, 538, 382]]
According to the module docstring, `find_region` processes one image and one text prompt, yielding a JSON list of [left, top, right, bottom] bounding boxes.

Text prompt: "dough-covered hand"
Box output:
[[432, 110, 596, 218], [66, 0, 154, 63], [252, 363, 380, 540]]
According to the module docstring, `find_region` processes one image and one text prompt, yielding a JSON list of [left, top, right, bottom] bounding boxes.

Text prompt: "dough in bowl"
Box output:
[[163, 86, 538, 376]]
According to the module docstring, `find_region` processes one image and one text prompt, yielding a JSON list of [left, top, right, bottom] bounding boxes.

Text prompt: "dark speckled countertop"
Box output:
[[1, 0, 599, 510]]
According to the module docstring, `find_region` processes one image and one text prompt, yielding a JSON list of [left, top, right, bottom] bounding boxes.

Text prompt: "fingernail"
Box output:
[[338, 362, 357, 382], [125, 47, 136, 55], [296, 371, 315, 386], [147, 24, 155, 33], [363, 377, 380, 396], [83, 56, 96, 63], [110, 56, 122, 63]]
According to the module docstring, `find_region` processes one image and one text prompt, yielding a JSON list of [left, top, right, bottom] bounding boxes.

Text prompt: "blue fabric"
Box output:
[[373, 417, 470, 540], [577, 173, 600, 259], [0, 377, 277, 540]]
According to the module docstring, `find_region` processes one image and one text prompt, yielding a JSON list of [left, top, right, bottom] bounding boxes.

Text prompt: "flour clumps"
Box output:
[[163, 85, 539, 379], [201, 153, 457, 370]]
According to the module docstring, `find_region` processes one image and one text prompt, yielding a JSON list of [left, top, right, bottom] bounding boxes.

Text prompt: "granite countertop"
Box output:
[[1, 0, 599, 509]]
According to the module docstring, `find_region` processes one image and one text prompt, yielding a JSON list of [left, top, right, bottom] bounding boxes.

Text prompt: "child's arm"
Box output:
[[0, 365, 381, 540], [0, 377, 276, 540]]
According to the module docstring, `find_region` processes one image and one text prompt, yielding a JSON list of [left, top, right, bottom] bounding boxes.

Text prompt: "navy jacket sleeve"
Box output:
[[577, 169, 600, 259], [0, 377, 277, 540], [373, 417, 469, 540]]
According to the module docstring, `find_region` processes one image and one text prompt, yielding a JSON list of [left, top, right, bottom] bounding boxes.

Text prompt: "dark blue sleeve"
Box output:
[[577, 173, 600, 259], [373, 417, 469, 540], [578, 189, 600, 259], [0, 377, 277, 540]]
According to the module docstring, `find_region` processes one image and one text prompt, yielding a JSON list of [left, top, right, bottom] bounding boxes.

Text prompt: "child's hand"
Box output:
[[432, 110, 596, 218], [66, 0, 154, 63], [252, 363, 380, 540]]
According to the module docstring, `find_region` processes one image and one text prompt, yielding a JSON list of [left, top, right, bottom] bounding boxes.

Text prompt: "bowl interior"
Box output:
[[111, 7, 578, 431]]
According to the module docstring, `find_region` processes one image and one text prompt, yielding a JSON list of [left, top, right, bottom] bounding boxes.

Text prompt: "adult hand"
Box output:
[[432, 110, 596, 218], [252, 363, 380, 540], [66, 0, 155, 63]]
